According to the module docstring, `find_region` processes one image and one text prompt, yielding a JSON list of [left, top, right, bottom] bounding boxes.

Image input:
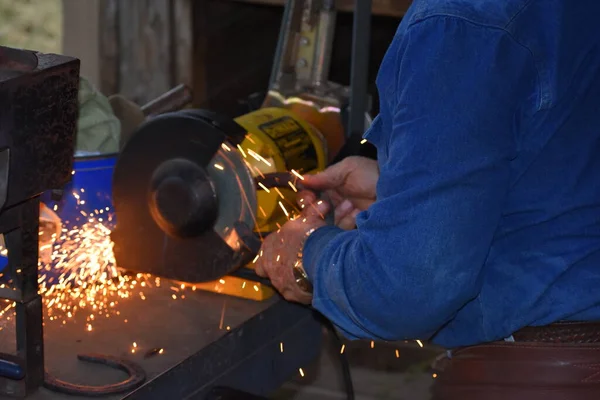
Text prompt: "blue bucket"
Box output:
[[0, 152, 118, 275], [42, 152, 118, 229]]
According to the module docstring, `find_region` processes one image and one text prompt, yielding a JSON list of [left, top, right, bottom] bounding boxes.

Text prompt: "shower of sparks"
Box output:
[[278, 201, 289, 218], [416, 340, 424, 348], [287, 181, 298, 192], [214, 163, 224, 171], [0, 192, 163, 333], [395, 349, 400, 358], [280, 342, 284, 353], [236, 145, 247, 158], [290, 169, 304, 180], [221, 143, 231, 152], [273, 188, 284, 199], [37, 207, 155, 325], [299, 368, 305, 377], [257, 182, 270, 193], [360, 138, 367, 144], [247, 149, 272, 167], [340, 344, 345, 354]]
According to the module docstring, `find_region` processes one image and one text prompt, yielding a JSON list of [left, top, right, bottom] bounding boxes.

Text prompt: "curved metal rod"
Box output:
[[254, 172, 334, 226], [44, 353, 146, 397]]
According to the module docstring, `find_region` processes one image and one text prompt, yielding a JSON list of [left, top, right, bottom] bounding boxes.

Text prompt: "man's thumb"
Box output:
[[302, 162, 347, 190]]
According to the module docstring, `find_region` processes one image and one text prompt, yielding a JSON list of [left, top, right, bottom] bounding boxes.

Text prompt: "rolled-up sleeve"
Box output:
[[302, 15, 537, 341]]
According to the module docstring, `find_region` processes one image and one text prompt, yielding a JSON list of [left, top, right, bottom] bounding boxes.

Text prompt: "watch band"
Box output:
[[293, 228, 316, 294]]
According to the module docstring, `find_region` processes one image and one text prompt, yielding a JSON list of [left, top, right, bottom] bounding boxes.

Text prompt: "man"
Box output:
[[255, 0, 600, 398]]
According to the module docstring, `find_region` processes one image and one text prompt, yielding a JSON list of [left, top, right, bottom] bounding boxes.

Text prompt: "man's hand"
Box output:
[[254, 200, 330, 304], [299, 156, 379, 230]]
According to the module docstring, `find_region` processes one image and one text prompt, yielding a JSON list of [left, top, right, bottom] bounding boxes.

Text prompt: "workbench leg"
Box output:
[[3, 199, 44, 397]]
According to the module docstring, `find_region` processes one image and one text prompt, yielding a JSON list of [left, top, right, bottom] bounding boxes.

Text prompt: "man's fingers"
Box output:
[[338, 209, 360, 230], [297, 190, 316, 208], [334, 199, 354, 224], [254, 261, 267, 277], [302, 159, 352, 190], [302, 197, 331, 219]]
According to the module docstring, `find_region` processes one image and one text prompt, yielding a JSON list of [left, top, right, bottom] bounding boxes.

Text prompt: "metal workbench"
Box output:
[[0, 284, 323, 399]]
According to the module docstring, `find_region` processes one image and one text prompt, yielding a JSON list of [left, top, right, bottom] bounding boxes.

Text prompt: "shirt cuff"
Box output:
[[302, 225, 344, 281]]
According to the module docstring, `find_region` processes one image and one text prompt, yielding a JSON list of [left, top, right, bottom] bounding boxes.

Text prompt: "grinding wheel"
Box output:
[[111, 110, 258, 283]]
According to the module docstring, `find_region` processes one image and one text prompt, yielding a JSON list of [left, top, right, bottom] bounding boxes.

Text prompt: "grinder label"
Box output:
[[258, 116, 318, 173]]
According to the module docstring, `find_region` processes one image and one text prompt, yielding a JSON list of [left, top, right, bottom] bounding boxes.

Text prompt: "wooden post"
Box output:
[[62, 0, 101, 87], [93, 0, 193, 104]]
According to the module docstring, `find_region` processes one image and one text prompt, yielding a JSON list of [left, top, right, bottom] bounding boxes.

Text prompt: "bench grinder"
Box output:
[[111, 107, 331, 284]]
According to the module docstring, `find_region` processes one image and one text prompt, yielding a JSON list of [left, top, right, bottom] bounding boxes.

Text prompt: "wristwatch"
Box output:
[[293, 228, 316, 294]]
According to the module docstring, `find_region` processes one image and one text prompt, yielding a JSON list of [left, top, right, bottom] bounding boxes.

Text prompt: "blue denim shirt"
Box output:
[[303, 0, 600, 348]]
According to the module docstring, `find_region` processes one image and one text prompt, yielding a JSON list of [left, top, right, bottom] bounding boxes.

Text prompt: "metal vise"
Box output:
[[0, 46, 80, 397]]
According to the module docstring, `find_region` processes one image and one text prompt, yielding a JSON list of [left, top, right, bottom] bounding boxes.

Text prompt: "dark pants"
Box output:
[[431, 322, 600, 400]]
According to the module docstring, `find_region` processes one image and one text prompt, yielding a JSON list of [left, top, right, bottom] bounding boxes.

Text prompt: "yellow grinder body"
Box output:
[[234, 107, 328, 232]]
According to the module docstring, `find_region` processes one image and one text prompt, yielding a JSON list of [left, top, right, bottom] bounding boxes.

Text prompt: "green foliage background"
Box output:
[[0, 0, 62, 53]]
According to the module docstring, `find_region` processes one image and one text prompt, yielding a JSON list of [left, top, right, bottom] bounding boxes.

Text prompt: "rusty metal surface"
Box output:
[[0, 285, 294, 399], [0, 50, 80, 210], [0, 47, 80, 398]]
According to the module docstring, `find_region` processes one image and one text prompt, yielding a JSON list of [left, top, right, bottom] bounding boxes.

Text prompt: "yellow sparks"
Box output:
[[133, 342, 137, 348], [274, 188, 285, 199], [253, 285, 259, 292], [340, 344, 345, 354], [416, 340, 424, 348], [280, 342, 284, 353], [87, 324, 92, 331], [236, 144, 247, 158], [395, 349, 400, 358], [252, 255, 259, 263], [259, 206, 267, 217], [360, 138, 367, 144], [432, 373, 438, 379], [257, 182, 270, 193], [242, 281, 247, 289], [371, 341, 375, 349], [291, 169, 304, 180], [226, 326, 231, 331], [214, 163, 224, 170], [299, 368, 305, 377], [172, 294, 177, 300], [278, 201, 289, 217], [247, 149, 272, 167], [158, 348, 164, 354], [276, 254, 280, 262], [221, 143, 231, 151], [219, 279, 226, 284], [287, 181, 298, 192]]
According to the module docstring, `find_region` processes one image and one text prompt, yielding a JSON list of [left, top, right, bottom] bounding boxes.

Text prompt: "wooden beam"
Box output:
[[173, 0, 193, 88], [229, 0, 411, 18], [117, 0, 173, 105], [62, 0, 101, 86], [98, 0, 119, 95]]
